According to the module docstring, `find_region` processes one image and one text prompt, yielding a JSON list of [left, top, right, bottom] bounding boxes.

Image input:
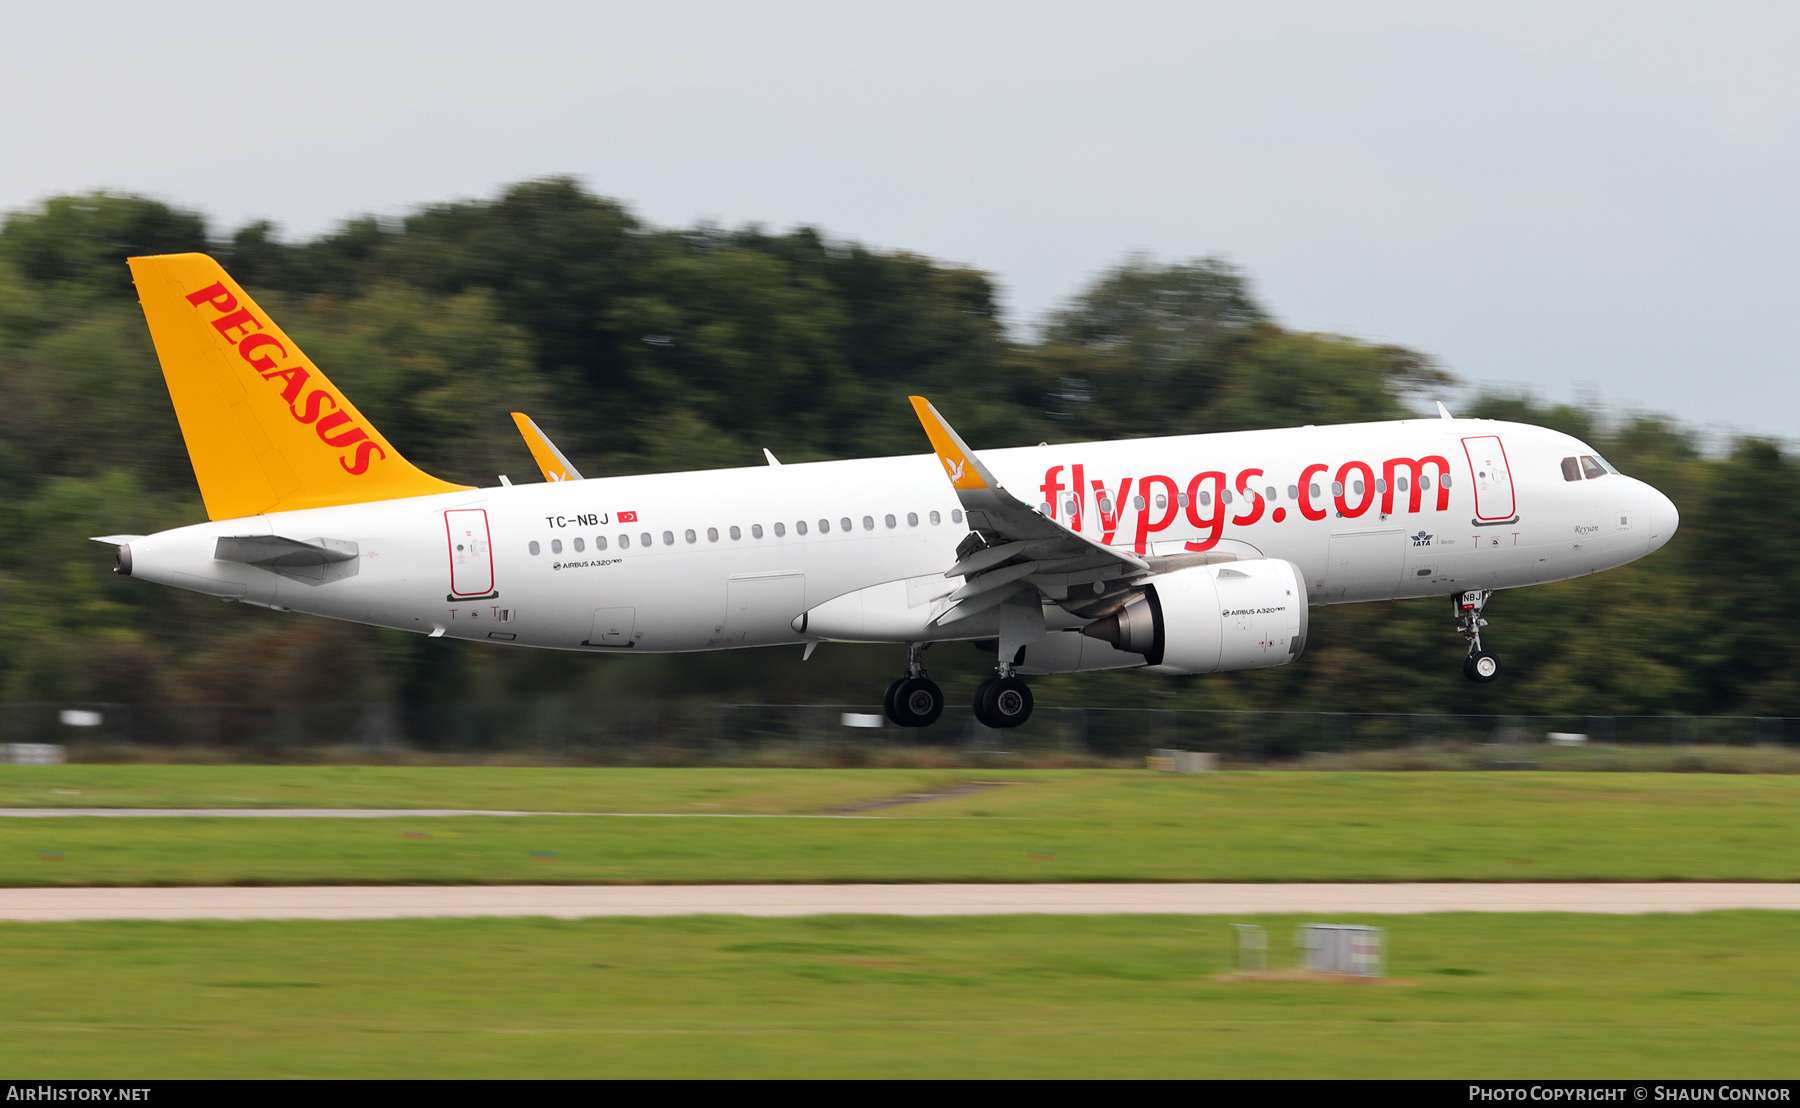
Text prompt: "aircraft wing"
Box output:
[[510, 413, 584, 482], [908, 396, 1148, 627]]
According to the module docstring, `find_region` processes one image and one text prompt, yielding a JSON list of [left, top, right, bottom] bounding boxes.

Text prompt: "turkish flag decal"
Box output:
[[618, 511, 638, 523]]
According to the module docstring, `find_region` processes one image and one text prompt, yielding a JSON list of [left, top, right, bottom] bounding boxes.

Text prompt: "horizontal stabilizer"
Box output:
[[89, 535, 146, 546], [215, 535, 357, 568]]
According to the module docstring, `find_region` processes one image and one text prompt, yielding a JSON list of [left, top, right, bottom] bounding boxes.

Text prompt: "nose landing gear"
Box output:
[[1456, 589, 1501, 683], [882, 643, 944, 727]]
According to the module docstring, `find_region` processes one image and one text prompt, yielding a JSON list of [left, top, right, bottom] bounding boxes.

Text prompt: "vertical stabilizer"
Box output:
[[128, 253, 470, 520]]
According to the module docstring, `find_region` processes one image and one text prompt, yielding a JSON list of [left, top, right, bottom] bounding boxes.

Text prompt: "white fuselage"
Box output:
[[122, 417, 1677, 668]]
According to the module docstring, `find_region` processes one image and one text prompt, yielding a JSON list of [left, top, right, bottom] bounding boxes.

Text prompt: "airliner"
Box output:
[[98, 254, 1679, 728]]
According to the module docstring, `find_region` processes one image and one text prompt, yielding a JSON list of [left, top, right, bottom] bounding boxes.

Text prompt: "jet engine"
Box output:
[[1079, 559, 1308, 675]]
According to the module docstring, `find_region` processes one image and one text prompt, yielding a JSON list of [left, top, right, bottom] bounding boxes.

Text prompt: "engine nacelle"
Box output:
[[1080, 559, 1309, 675]]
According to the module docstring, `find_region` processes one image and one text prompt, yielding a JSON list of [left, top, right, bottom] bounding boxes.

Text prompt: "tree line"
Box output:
[[0, 179, 1786, 717]]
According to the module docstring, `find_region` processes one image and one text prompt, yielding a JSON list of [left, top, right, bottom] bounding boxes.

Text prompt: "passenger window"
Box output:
[[773, 522, 785, 537], [1441, 475, 1451, 488], [1581, 455, 1607, 480], [1178, 494, 1189, 507], [819, 519, 830, 534], [930, 511, 941, 525], [884, 514, 896, 529], [729, 526, 740, 540], [663, 531, 675, 546], [864, 516, 875, 531], [1154, 494, 1167, 509], [529, 541, 541, 556], [797, 521, 808, 535], [1198, 491, 1212, 506], [641, 532, 652, 547], [1332, 482, 1343, 496], [1287, 485, 1298, 500], [684, 529, 697, 544], [748, 524, 760, 539], [1561, 457, 1582, 482], [1310, 482, 1321, 498], [1398, 477, 1409, 492], [551, 539, 563, 554], [841, 517, 852, 532], [1264, 486, 1276, 500], [1132, 496, 1145, 511], [1353, 481, 1364, 496], [1222, 490, 1233, 504], [907, 512, 919, 527], [952, 510, 963, 523], [1375, 480, 1386, 494], [706, 527, 718, 542], [596, 536, 607, 551], [618, 534, 630, 549], [573, 538, 585, 553]]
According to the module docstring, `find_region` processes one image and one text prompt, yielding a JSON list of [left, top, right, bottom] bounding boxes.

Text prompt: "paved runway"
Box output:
[[0, 808, 578, 818], [1, 883, 1796, 921], [0, 809, 888, 819]]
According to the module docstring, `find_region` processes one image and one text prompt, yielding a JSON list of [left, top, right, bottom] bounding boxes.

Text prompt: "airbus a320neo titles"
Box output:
[[98, 254, 1679, 728]]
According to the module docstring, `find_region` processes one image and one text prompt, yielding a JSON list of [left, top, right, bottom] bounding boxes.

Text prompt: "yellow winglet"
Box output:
[[510, 412, 584, 482], [909, 396, 997, 491], [128, 253, 470, 520]]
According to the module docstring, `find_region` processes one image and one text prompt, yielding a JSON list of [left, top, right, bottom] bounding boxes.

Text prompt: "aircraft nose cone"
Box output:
[[1646, 487, 1679, 552]]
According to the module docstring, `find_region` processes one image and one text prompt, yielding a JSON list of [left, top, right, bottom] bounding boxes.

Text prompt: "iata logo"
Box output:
[[1412, 531, 1433, 547], [184, 282, 386, 475]]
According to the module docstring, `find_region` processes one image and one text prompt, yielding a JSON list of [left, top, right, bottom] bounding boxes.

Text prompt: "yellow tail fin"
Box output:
[[128, 253, 470, 520]]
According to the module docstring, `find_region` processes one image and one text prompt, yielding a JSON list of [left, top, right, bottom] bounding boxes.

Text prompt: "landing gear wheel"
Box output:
[[887, 677, 944, 727], [973, 675, 1034, 728], [882, 678, 907, 725], [1463, 650, 1501, 683]]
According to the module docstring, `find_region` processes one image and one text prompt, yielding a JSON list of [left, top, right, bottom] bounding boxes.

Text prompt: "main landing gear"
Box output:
[[972, 673, 1034, 729], [883, 643, 945, 728], [1456, 589, 1501, 683], [879, 643, 1036, 729]]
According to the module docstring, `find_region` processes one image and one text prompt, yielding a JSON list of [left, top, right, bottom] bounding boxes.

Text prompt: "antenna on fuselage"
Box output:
[[763, 449, 782, 467], [1436, 401, 1455, 420]]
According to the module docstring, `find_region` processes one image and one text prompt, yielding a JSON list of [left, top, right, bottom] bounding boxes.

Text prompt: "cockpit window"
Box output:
[[1593, 454, 1621, 475], [1581, 455, 1607, 480], [1561, 457, 1582, 482]]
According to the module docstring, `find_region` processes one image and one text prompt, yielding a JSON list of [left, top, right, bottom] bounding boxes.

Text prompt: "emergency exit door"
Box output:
[[445, 509, 497, 599], [1461, 436, 1517, 522]]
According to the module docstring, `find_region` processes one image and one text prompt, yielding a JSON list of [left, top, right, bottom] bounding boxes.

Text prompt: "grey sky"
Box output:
[[4, 1, 1798, 441]]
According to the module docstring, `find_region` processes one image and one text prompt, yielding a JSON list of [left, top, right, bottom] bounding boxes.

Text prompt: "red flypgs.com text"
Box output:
[[184, 282, 386, 475], [1038, 458, 1452, 554]]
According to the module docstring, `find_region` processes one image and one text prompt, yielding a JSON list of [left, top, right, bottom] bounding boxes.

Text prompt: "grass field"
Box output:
[[2, 768, 1798, 884], [2, 912, 1794, 1078]]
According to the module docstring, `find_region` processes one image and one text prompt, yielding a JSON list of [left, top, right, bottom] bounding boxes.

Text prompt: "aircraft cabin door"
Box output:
[[445, 509, 497, 599], [1462, 435, 1517, 522]]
